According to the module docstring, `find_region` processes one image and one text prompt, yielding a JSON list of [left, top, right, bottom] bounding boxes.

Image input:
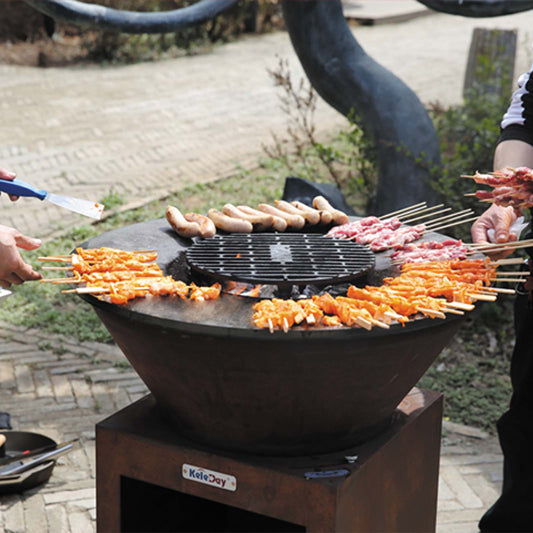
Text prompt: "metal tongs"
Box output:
[[0, 440, 77, 481]]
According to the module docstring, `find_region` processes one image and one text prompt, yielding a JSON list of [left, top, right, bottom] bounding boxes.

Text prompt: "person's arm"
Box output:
[[0, 167, 42, 287], [470, 140, 533, 246], [471, 64, 533, 248], [0, 225, 42, 289]]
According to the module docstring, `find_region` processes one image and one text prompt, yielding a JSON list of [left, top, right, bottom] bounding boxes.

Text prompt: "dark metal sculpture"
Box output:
[[21, 0, 533, 213], [417, 0, 533, 17]]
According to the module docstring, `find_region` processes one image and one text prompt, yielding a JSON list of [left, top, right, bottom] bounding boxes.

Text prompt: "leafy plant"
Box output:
[[263, 57, 378, 213]]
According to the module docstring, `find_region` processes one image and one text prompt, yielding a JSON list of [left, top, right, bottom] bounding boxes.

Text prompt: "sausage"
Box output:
[[256, 203, 306, 230], [207, 208, 253, 233], [184, 212, 217, 239], [289, 201, 321, 225], [222, 203, 273, 232], [312, 196, 349, 225], [166, 205, 201, 238], [238, 205, 287, 232]]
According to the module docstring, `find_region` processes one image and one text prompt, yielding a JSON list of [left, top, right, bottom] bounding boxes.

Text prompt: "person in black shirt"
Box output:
[[471, 61, 533, 533]]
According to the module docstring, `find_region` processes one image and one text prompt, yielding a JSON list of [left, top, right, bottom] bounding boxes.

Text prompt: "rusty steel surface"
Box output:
[[96, 389, 442, 532]]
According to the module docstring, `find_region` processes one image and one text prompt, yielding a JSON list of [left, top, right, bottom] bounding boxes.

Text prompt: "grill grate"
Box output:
[[186, 233, 375, 287]]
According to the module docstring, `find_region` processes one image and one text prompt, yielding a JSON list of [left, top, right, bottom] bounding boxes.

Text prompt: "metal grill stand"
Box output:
[[96, 388, 442, 532]]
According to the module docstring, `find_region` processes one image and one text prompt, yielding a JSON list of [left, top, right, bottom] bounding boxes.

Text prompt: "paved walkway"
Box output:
[[2, 1, 533, 531]]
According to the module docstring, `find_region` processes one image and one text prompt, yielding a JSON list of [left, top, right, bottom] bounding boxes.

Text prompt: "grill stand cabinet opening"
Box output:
[[96, 388, 443, 532]]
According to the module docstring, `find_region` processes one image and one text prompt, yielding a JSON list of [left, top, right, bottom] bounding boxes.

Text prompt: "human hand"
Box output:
[[0, 225, 42, 288], [0, 168, 19, 201], [471, 204, 518, 259]]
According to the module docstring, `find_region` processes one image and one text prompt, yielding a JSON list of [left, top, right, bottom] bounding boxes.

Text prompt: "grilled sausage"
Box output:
[[207, 208, 253, 233], [222, 203, 273, 232], [312, 196, 349, 225], [257, 203, 305, 230], [238, 205, 288, 232], [289, 201, 321, 225], [184, 212, 217, 239], [166, 205, 201, 238]]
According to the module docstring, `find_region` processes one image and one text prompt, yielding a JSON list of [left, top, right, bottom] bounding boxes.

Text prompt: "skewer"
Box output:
[[62, 287, 109, 294], [369, 318, 390, 329], [440, 307, 465, 315], [484, 287, 516, 294], [401, 207, 452, 224], [463, 192, 478, 197], [380, 202, 427, 219], [446, 301, 475, 311], [488, 257, 527, 266], [467, 242, 533, 255], [491, 278, 527, 283], [38, 256, 73, 262], [355, 316, 373, 330], [406, 208, 473, 227], [469, 238, 533, 249], [41, 266, 74, 271], [426, 215, 480, 233], [468, 293, 497, 302], [417, 308, 446, 319], [393, 203, 445, 221]]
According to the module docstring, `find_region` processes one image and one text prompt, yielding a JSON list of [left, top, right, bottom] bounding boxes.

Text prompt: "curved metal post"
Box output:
[[282, 0, 441, 213], [22, 0, 239, 33]]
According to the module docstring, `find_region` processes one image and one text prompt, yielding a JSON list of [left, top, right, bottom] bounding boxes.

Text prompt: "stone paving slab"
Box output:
[[3, 1, 531, 531]]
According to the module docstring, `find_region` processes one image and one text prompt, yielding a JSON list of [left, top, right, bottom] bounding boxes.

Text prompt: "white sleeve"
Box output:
[[501, 59, 533, 130]]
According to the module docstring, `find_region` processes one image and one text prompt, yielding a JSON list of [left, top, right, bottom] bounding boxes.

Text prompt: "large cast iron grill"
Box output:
[[185, 233, 375, 288], [79, 218, 465, 455]]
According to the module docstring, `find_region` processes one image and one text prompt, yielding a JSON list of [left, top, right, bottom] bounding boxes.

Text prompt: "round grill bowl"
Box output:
[[80, 219, 465, 455]]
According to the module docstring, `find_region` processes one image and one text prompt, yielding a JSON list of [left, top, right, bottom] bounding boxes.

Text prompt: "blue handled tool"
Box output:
[[0, 178, 104, 220]]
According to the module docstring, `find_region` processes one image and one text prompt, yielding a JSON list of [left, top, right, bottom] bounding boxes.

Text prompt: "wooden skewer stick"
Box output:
[[369, 318, 390, 329], [62, 287, 109, 294], [491, 278, 527, 283], [468, 293, 497, 302], [41, 266, 74, 271], [417, 308, 446, 319], [38, 256, 73, 262], [401, 207, 453, 224], [446, 301, 476, 311], [484, 287, 516, 294], [463, 192, 478, 197], [493, 270, 529, 276], [441, 307, 465, 315], [469, 238, 533, 248], [489, 257, 527, 266], [380, 202, 427, 219], [355, 316, 373, 330], [393, 204, 446, 221], [407, 208, 473, 227], [469, 242, 533, 255], [425, 215, 480, 233]]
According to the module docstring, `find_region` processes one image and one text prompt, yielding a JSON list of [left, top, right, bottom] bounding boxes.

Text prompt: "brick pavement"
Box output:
[[3, 1, 532, 531]]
